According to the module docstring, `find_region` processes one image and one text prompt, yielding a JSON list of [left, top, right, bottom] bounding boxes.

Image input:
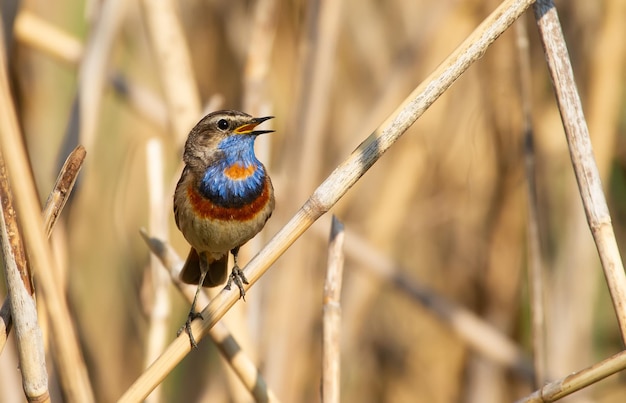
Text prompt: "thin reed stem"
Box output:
[[42, 146, 86, 237], [322, 216, 345, 403], [533, 0, 626, 342]]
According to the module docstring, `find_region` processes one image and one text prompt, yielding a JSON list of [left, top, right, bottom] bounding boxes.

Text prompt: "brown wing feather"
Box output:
[[173, 166, 189, 231]]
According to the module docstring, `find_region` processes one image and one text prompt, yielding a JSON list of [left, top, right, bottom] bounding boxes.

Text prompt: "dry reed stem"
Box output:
[[139, 0, 202, 142], [533, 0, 626, 342], [515, 349, 626, 402], [139, 229, 279, 403], [118, 1, 536, 400], [322, 216, 345, 403], [77, 0, 127, 152], [143, 139, 170, 403], [0, 219, 49, 403], [0, 23, 95, 403], [42, 146, 87, 237], [13, 10, 82, 66], [0, 156, 49, 402], [0, 145, 85, 354], [516, 17, 547, 387], [0, 160, 33, 296]]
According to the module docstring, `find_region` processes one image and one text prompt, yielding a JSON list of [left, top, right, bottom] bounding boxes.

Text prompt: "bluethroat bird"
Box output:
[[174, 110, 275, 347]]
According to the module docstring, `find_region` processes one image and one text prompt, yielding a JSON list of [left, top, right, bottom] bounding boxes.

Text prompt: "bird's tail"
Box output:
[[180, 248, 228, 287]]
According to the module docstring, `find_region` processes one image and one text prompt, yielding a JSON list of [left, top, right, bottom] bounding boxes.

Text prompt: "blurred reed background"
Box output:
[[1, 0, 626, 402]]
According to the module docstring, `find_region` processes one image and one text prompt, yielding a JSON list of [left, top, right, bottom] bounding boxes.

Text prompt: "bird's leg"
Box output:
[[177, 265, 209, 349], [225, 246, 249, 300]]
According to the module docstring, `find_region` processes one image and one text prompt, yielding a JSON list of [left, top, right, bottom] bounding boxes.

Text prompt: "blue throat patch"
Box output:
[[198, 135, 266, 208]]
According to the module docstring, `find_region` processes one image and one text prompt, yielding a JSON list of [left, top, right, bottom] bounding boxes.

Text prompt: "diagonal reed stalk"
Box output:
[[140, 230, 280, 402], [515, 349, 626, 403], [118, 0, 536, 400], [533, 0, 626, 342]]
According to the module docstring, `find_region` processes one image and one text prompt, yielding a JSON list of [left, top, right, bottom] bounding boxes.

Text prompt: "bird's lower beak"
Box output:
[[235, 116, 274, 135]]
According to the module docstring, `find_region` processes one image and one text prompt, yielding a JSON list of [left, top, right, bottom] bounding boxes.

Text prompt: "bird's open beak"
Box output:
[[234, 116, 274, 135]]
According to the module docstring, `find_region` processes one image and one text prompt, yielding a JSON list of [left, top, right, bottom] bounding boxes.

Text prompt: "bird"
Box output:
[[173, 110, 275, 347]]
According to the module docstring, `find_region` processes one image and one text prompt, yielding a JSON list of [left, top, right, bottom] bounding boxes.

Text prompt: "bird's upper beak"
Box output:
[[234, 116, 274, 136]]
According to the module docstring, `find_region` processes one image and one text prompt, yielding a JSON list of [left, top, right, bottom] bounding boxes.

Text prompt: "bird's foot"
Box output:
[[177, 309, 203, 349], [225, 265, 249, 300]]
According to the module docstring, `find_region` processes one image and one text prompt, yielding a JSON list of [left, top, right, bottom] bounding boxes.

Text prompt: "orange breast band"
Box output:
[[223, 163, 256, 180]]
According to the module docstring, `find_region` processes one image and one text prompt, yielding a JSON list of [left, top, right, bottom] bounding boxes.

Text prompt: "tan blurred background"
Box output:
[[1, 0, 626, 402]]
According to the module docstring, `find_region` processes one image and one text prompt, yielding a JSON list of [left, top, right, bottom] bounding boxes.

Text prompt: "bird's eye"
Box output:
[[217, 119, 229, 130]]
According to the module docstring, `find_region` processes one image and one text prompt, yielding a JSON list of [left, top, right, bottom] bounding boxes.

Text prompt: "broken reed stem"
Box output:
[[139, 230, 279, 403], [0, 20, 95, 401], [322, 216, 345, 403], [0, 155, 49, 402], [515, 17, 547, 387], [533, 0, 626, 342], [0, 146, 85, 354], [515, 349, 626, 402], [118, 1, 536, 400], [42, 146, 86, 237]]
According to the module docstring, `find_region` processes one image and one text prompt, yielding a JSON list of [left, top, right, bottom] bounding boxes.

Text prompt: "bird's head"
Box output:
[[183, 110, 274, 169]]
